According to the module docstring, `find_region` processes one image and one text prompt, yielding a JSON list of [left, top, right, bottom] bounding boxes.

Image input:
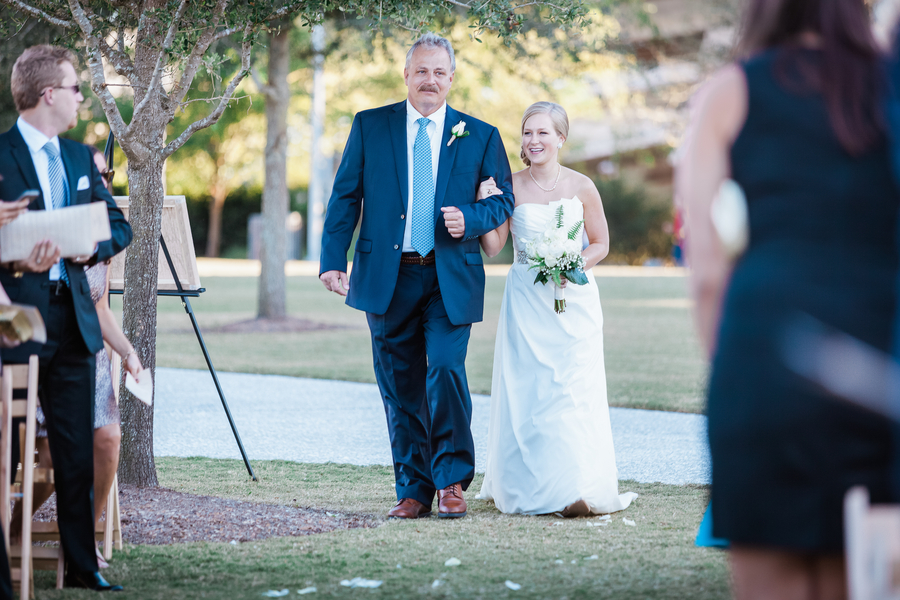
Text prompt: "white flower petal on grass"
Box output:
[[505, 581, 522, 591], [623, 517, 636, 527], [297, 587, 317, 595], [584, 555, 599, 560], [396, 564, 402, 569], [571, 560, 577, 564], [261, 590, 289, 597], [554, 559, 564, 565], [340, 578, 383, 588], [432, 580, 443, 589], [597, 515, 611, 521], [230, 540, 238, 545], [444, 557, 461, 567]]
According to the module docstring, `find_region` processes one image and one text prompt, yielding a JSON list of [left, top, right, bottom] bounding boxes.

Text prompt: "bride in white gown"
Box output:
[[476, 102, 637, 516]]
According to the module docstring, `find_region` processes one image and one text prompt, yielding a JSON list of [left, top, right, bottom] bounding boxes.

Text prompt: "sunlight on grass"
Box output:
[[28, 457, 728, 599], [123, 274, 707, 413]]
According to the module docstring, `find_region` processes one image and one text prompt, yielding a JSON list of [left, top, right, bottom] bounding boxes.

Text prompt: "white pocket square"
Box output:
[[77, 175, 90, 191]]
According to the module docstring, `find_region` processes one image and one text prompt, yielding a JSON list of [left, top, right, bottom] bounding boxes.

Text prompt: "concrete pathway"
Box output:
[[154, 368, 710, 486]]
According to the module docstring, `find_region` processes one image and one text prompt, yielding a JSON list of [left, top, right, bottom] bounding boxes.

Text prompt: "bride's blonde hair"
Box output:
[[520, 101, 569, 167]]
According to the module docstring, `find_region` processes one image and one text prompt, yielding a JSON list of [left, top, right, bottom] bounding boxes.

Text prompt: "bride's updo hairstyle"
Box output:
[[520, 101, 569, 167]]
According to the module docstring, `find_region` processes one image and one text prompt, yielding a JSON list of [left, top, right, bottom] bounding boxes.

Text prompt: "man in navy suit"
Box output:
[[320, 33, 515, 519], [0, 45, 131, 591]]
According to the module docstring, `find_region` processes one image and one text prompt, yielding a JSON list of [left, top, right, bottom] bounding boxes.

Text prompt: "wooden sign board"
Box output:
[[109, 196, 201, 292]]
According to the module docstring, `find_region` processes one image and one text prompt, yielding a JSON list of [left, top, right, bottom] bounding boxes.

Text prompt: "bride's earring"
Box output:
[[557, 142, 563, 149]]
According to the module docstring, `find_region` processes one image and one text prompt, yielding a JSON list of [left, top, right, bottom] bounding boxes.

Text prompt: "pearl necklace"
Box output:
[[529, 163, 561, 192]]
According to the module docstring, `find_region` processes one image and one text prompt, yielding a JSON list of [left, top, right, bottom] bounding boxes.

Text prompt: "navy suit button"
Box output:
[[400, 214, 405, 220], [394, 244, 399, 250]]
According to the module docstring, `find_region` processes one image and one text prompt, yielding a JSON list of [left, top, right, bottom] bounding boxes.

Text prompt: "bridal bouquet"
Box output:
[[525, 206, 589, 314]]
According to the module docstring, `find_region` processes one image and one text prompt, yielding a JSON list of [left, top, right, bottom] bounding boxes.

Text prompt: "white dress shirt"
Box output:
[[17, 117, 62, 280], [403, 101, 446, 252]]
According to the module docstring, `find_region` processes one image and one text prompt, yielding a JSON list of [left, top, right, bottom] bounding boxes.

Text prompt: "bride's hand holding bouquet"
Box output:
[[525, 205, 589, 314]]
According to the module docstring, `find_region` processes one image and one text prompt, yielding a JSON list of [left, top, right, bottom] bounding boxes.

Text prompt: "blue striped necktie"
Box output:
[[410, 117, 435, 256], [42, 142, 69, 286]]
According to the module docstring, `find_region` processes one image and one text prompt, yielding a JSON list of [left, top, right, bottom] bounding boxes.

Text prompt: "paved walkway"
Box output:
[[154, 368, 710, 486]]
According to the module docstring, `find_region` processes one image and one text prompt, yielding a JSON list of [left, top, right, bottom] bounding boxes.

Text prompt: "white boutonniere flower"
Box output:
[[447, 120, 470, 146]]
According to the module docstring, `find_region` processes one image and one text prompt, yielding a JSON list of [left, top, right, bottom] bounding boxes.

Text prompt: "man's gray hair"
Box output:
[[405, 32, 456, 72]]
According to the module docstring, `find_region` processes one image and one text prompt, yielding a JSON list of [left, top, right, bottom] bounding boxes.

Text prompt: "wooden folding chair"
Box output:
[[845, 486, 900, 600], [0, 355, 64, 598], [95, 345, 123, 560]]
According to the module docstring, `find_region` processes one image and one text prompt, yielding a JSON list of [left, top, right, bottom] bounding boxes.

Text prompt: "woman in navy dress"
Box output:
[[677, 0, 898, 597]]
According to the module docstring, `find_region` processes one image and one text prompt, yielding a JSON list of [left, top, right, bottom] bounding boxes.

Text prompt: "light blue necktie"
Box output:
[[410, 117, 435, 257], [43, 142, 69, 286]]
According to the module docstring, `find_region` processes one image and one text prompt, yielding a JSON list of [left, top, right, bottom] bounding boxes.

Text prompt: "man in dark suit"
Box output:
[[320, 33, 515, 519], [0, 45, 131, 591]]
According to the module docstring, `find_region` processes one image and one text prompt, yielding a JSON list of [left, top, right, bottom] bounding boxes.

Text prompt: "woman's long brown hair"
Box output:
[[736, 0, 884, 155]]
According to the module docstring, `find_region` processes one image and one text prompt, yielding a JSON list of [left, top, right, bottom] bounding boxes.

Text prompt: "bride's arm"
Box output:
[[579, 179, 610, 270], [476, 177, 510, 257]]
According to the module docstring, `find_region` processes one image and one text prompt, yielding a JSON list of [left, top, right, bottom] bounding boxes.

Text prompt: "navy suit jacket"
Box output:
[[320, 101, 515, 325], [0, 124, 132, 360]]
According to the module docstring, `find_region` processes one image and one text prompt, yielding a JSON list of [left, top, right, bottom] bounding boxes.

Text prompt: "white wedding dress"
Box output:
[[477, 197, 637, 515]]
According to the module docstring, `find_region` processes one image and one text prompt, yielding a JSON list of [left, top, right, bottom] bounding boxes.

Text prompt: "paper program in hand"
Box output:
[[0, 202, 111, 262], [125, 370, 153, 406]]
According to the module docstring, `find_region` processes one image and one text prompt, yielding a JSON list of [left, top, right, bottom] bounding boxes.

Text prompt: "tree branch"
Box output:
[[127, 0, 188, 135], [163, 27, 252, 159], [168, 0, 233, 106], [67, 0, 131, 157], [0, 0, 73, 28], [98, 35, 135, 79]]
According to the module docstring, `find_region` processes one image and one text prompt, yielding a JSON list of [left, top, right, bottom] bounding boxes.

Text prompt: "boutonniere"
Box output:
[[447, 120, 470, 146]]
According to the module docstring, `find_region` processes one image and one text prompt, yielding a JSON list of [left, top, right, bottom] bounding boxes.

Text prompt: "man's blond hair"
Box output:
[[11, 45, 76, 112]]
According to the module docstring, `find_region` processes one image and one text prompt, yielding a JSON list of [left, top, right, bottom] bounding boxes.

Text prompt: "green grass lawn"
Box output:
[[33, 459, 728, 599], [128, 274, 707, 413], [53, 275, 726, 599]]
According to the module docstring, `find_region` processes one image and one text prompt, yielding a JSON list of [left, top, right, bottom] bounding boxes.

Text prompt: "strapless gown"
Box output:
[[477, 197, 637, 514]]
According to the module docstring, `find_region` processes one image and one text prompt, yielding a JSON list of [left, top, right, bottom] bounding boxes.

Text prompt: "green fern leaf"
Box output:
[[555, 205, 564, 229], [567, 220, 584, 240]]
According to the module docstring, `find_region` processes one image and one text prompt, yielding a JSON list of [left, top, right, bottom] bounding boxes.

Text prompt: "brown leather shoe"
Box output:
[[437, 483, 467, 518], [561, 499, 591, 518], [387, 498, 432, 519]]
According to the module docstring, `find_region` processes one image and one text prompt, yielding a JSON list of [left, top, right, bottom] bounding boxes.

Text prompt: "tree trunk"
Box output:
[[118, 4, 166, 487], [306, 24, 327, 261], [118, 156, 164, 487], [257, 28, 290, 319], [206, 147, 227, 258]]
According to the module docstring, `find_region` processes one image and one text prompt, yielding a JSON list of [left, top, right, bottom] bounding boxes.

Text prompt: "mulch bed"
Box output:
[[33, 486, 375, 545]]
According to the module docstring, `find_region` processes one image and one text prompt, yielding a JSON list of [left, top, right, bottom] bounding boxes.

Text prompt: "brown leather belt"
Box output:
[[400, 251, 435, 266]]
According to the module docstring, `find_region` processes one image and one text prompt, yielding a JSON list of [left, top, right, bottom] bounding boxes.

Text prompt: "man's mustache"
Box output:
[[418, 84, 439, 93]]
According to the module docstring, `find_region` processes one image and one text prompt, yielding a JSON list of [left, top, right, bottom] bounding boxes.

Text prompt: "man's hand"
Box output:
[[441, 206, 465, 238], [8, 240, 61, 273], [0, 199, 29, 228], [320, 270, 350, 297]]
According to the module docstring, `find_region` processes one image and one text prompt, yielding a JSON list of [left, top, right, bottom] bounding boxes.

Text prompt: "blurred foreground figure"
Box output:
[[676, 0, 899, 597]]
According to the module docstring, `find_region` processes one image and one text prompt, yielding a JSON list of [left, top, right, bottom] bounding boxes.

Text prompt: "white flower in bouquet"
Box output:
[[524, 205, 589, 314]]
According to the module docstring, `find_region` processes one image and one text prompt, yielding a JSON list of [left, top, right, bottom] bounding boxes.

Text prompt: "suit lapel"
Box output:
[[59, 140, 79, 206], [434, 105, 459, 222], [8, 126, 44, 210], [389, 102, 409, 216]]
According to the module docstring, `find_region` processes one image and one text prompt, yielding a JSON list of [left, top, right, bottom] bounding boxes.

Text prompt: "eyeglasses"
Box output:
[[41, 83, 83, 96]]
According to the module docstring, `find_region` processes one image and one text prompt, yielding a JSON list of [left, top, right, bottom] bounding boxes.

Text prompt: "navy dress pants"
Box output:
[[366, 263, 475, 506], [37, 294, 98, 574]]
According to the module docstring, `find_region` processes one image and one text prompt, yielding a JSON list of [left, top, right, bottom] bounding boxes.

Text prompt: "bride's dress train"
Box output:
[[477, 197, 637, 515]]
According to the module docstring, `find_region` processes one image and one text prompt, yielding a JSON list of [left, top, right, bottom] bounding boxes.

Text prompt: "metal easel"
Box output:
[[104, 133, 257, 481]]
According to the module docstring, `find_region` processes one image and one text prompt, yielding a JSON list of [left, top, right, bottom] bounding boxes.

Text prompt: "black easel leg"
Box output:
[[157, 234, 257, 482], [181, 297, 258, 482]]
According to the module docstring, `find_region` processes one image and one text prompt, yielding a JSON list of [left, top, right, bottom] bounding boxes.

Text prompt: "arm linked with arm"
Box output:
[[458, 127, 515, 240]]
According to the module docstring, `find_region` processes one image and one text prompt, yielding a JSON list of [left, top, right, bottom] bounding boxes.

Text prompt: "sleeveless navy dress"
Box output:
[[707, 48, 899, 552]]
